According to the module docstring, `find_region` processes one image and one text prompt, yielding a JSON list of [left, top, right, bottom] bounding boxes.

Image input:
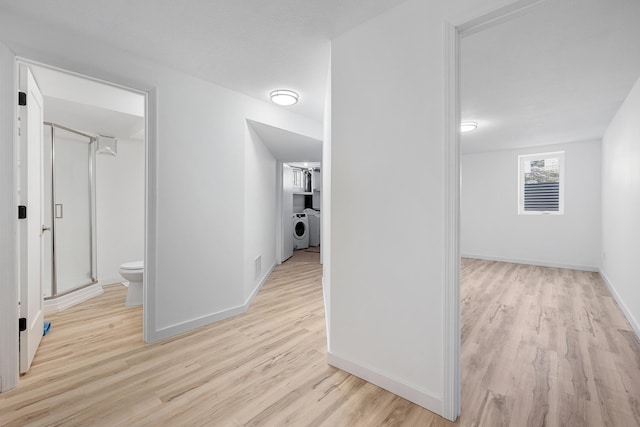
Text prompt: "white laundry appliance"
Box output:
[[292, 213, 309, 250], [303, 208, 320, 247]]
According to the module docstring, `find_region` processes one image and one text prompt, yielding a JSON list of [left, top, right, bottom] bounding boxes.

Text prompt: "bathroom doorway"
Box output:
[[17, 60, 147, 373]]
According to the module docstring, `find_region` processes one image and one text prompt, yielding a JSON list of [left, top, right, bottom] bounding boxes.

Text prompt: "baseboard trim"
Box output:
[[245, 262, 276, 307], [152, 304, 247, 342], [98, 277, 125, 286], [461, 253, 598, 272], [599, 270, 640, 340], [321, 276, 331, 352], [43, 283, 104, 315], [327, 352, 443, 417], [151, 263, 276, 342]]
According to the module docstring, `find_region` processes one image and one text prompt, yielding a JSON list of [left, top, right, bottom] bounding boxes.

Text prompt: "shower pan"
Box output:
[[43, 122, 98, 299]]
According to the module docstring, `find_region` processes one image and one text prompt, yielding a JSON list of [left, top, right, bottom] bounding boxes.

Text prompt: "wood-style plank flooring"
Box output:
[[1, 258, 639, 426], [460, 258, 640, 426], [0, 259, 445, 426]]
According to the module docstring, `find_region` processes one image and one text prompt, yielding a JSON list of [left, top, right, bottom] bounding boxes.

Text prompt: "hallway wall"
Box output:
[[329, 0, 522, 418]]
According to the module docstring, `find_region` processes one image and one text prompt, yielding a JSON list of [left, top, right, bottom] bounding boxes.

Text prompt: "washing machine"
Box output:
[[292, 213, 309, 250]]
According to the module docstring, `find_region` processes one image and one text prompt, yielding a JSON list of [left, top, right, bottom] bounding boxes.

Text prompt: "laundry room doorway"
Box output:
[[245, 119, 322, 266]]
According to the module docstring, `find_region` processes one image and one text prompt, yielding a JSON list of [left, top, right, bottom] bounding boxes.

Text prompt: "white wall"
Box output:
[[292, 194, 306, 213], [461, 140, 601, 270], [0, 11, 322, 343], [329, 0, 516, 418], [601, 75, 640, 337], [0, 41, 19, 391], [243, 124, 277, 302], [96, 138, 145, 284]]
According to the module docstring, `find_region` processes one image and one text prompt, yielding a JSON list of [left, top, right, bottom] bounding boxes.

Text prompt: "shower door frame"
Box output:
[[44, 122, 98, 298]]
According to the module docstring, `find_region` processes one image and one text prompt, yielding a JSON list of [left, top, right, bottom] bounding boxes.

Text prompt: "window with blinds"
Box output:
[[518, 152, 564, 215]]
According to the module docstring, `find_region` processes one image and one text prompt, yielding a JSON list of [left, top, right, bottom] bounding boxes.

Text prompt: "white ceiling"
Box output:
[[248, 120, 322, 162], [0, 0, 409, 122], [461, 0, 640, 153], [30, 65, 145, 141], [44, 97, 144, 141], [6, 0, 637, 152]]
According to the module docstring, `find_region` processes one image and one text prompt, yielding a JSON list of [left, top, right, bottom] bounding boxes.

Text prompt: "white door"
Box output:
[[18, 65, 45, 373], [282, 164, 294, 261]]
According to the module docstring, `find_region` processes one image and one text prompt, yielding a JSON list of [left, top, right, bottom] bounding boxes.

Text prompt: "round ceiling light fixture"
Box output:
[[460, 121, 478, 133], [270, 89, 299, 106]]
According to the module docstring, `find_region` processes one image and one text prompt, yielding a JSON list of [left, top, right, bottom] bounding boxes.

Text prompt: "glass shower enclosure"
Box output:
[[43, 123, 97, 298]]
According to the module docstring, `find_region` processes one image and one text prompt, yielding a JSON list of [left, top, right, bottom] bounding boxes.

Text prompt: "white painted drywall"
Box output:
[[329, 0, 519, 416], [0, 41, 19, 391], [293, 194, 306, 213], [0, 11, 322, 341], [601, 75, 640, 337], [461, 140, 601, 270], [244, 124, 277, 300], [96, 138, 145, 285]]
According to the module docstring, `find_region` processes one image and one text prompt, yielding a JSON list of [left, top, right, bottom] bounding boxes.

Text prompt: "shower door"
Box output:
[[51, 125, 97, 295]]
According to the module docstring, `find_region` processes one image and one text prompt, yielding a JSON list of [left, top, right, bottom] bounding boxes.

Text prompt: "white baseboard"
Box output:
[[327, 352, 443, 417], [150, 263, 276, 342], [99, 277, 125, 286], [322, 276, 331, 352], [151, 303, 247, 342], [43, 283, 104, 315], [245, 262, 276, 307], [599, 270, 640, 341], [461, 253, 598, 272]]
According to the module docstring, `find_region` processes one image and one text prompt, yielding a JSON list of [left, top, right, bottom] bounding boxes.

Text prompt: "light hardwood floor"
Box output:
[[1, 259, 639, 426], [0, 260, 445, 426], [460, 258, 640, 426]]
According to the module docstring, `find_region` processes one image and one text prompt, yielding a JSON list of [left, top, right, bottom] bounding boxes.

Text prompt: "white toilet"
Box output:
[[119, 261, 143, 306]]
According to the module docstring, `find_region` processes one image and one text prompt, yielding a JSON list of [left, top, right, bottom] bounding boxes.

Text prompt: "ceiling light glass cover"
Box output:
[[270, 89, 299, 106], [460, 121, 478, 133]]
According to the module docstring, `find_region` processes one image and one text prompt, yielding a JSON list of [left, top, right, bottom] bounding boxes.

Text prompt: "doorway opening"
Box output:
[[245, 119, 322, 267], [284, 162, 321, 265], [16, 59, 148, 375], [450, 0, 640, 422]]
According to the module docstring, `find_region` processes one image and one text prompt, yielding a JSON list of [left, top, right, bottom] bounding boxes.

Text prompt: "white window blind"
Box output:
[[518, 152, 564, 215]]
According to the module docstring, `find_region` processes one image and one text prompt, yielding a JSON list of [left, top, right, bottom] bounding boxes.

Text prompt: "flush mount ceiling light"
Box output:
[[270, 89, 299, 106], [460, 121, 478, 133]]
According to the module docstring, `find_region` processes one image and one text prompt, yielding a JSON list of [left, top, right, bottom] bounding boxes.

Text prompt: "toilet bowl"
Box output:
[[119, 261, 143, 306]]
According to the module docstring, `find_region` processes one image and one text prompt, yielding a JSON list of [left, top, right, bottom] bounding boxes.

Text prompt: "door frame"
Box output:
[[442, 0, 546, 420], [0, 55, 158, 391], [0, 43, 19, 392], [275, 161, 284, 264]]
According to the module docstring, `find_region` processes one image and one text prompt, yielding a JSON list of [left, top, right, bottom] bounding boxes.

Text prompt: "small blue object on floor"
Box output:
[[43, 321, 51, 336]]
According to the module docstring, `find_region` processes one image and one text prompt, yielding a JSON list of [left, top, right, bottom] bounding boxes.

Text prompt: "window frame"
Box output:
[[517, 151, 565, 215]]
